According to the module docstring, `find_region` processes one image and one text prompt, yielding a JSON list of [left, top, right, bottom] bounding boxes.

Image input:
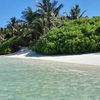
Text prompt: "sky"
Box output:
[[0, 0, 100, 27]]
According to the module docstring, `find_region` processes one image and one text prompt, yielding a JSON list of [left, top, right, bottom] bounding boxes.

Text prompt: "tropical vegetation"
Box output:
[[0, 0, 100, 55], [35, 17, 100, 54]]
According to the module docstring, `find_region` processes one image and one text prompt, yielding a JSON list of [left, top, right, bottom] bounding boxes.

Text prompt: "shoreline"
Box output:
[[0, 48, 100, 66]]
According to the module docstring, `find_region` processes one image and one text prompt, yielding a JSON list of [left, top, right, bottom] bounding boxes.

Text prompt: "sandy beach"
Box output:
[[0, 47, 98, 66]]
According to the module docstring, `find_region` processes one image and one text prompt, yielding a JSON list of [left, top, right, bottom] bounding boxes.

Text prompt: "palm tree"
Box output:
[[36, 0, 63, 30], [0, 28, 5, 41], [7, 17, 18, 34], [22, 7, 40, 25], [66, 5, 86, 20], [6, 17, 24, 37]]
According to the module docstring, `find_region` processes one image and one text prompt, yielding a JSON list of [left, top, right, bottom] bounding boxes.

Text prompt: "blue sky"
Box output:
[[0, 0, 100, 27]]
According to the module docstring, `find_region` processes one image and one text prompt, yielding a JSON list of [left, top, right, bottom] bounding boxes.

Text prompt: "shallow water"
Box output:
[[0, 57, 100, 100]]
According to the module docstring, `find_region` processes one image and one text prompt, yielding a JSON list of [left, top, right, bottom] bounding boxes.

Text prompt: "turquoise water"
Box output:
[[0, 57, 100, 100]]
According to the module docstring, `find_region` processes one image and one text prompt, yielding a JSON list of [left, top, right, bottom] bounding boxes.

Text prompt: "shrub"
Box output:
[[34, 17, 100, 55], [95, 26, 100, 35], [0, 37, 20, 54]]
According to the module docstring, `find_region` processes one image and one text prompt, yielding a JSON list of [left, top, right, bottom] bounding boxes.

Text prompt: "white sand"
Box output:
[[1, 47, 100, 66]]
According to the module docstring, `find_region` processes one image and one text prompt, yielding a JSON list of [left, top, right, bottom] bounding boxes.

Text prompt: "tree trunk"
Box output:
[[46, 0, 51, 30]]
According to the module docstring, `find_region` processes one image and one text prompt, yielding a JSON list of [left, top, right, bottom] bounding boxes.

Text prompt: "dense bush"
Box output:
[[0, 33, 33, 54], [0, 37, 24, 54], [34, 17, 100, 55]]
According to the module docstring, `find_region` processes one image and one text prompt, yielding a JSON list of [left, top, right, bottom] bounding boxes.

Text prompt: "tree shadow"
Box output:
[[26, 52, 44, 57]]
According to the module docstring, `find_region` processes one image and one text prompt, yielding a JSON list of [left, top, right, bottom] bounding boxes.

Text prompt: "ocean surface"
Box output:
[[0, 57, 100, 100]]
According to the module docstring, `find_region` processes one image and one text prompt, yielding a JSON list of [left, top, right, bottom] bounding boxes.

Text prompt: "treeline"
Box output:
[[0, 0, 100, 55]]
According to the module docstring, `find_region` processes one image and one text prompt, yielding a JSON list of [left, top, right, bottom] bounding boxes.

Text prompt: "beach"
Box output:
[[1, 48, 99, 66]]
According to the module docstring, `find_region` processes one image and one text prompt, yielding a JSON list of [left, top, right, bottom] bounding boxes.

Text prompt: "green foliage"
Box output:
[[36, 0, 63, 30], [0, 1, 100, 55], [34, 17, 100, 55], [66, 5, 87, 20], [0, 37, 23, 54]]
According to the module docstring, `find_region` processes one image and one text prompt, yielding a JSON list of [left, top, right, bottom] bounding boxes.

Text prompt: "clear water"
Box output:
[[0, 57, 100, 100]]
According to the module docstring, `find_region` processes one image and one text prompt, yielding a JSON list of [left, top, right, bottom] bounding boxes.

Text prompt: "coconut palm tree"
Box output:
[[66, 5, 86, 20], [36, 0, 63, 30], [22, 7, 40, 25], [6, 17, 24, 37], [7, 17, 18, 34]]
